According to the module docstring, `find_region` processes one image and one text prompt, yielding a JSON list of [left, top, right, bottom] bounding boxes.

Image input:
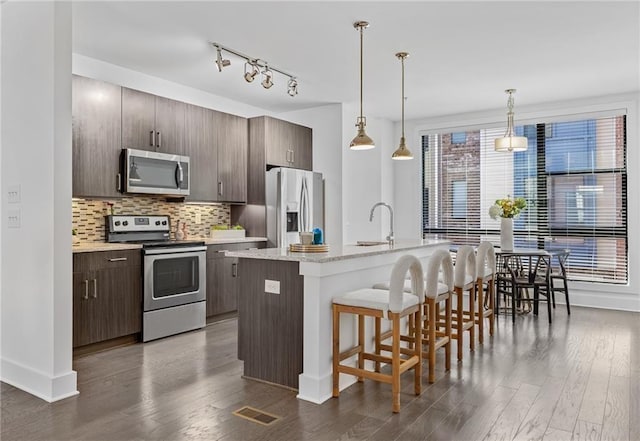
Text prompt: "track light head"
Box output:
[[287, 77, 298, 97], [215, 46, 230, 72], [244, 61, 259, 82], [261, 66, 274, 89]]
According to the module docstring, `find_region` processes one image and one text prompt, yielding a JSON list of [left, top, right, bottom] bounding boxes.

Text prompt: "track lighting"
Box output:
[[287, 78, 298, 97], [261, 66, 274, 89], [244, 61, 259, 83], [210, 42, 298, 97], [214, 45, 230, 72]]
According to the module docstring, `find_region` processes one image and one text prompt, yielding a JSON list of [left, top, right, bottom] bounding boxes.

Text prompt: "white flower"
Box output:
[[488, 205, 502, 220]]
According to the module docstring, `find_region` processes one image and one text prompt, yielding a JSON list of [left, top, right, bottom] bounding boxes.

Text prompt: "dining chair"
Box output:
[[500, 253, 553, 323], [549, 250, 571, 315]]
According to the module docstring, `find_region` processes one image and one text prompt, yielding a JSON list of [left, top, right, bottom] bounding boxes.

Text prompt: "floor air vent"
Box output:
[[232, 406, 280, 426]]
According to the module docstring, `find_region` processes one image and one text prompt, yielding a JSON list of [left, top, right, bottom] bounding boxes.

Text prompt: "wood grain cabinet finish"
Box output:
[[206, 242, 265, 317], [122, 88, 185, 154], [72, 75, 122, 198], [184, 104, 217, 202], [73, 250, 142, 348], [216, 111, 248, 203], [247, 116, 313, 204], [237, 258, 303, 389]]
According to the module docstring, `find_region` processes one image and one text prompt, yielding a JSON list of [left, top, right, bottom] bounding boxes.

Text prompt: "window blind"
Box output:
[[422, 114, 627, 284]]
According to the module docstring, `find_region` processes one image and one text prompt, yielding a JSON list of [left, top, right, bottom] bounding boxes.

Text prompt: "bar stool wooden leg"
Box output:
[[391, 313, 401, 413], [357, 314, 365, 382], [456, 288, 464, 362], [332, 304, 340, 397], [445, 295, 452, 371], [374, 317, 381, 373], [428, 298, 437, 383], [477, 281, 484, 344], [488, 278, 495, 336], [469, 285, 475, 352], [414, 306, 422, 396]]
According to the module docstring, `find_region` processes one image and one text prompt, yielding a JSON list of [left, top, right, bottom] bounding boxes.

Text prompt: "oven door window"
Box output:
[[153, 256, 199, 298]]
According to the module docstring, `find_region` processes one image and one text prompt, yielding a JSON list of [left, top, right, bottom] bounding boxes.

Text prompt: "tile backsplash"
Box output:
[[72, 197, 230, 242]]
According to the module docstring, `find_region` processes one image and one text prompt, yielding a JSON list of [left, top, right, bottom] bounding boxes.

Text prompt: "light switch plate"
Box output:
[[7, 208, 21, 228], [264, 279, 280, 294], [7, 184, 21, 203]]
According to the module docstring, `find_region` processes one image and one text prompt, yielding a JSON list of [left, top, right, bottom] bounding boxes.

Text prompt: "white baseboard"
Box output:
[[1, 357, 78, 402], [559, 289, 640, 312]]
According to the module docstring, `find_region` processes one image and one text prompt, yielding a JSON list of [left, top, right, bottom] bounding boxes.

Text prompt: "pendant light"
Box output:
[[495, 89, 528, 152], [391, 52, 413, 160], [350, 21, 375, 150]]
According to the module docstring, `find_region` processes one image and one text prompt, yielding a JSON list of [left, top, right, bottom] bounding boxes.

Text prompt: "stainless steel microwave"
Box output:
[[122, 148, 190, 196]]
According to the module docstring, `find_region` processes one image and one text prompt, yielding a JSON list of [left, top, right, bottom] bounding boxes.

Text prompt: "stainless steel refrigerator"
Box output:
[[266, 167, 324, 248]]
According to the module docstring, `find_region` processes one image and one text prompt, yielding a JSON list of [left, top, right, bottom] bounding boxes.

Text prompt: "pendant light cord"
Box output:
[[401, 56, 405, 138], [359, 25, 364, 120]]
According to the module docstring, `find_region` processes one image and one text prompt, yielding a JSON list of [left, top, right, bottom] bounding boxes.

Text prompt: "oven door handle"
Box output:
[[143, 246, 206, 255]]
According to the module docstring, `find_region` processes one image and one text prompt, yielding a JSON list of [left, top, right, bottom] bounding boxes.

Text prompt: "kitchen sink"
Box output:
[[356, 241, 389, 246]]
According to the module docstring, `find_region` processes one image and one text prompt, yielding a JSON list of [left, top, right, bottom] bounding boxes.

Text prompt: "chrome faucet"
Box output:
[[369, 202, 394, 245]]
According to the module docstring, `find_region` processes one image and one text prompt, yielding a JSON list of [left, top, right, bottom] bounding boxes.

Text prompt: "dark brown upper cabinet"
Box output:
[[247, 116, 313, 204], [72, 75, 123, 198], [184, 104, 217, 202], [216, 111, 248, 203], [122, 88, 185, 154]]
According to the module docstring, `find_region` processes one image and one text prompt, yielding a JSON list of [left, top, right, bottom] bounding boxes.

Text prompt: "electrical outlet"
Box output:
[[195, 212, 202, 224], [264, 279, 280, 294], [7, 208, 21, 228], [7, 184, 21, 203]]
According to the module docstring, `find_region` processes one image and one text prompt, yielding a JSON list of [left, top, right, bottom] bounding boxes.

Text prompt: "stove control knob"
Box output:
[[162, 221, 167, 225], [115, 221, 121, 226], [155, 221, 161, 226], [123, 221, 129, 226]]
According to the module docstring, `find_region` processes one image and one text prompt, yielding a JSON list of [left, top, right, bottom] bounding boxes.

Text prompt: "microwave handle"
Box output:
[[175, 162, 184, 188]]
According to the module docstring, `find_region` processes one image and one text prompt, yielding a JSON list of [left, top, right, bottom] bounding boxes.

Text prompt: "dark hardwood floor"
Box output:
[[1, 306, 638, 441]]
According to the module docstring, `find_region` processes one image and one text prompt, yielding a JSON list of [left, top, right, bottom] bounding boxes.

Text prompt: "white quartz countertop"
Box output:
[[225, 239, 450, 263], [73, 237, 267, 253], [204, 237, 267, 245], [72, 242, 143, 253]]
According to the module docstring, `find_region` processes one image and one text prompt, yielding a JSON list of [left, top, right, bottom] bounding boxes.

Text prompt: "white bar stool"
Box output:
[[423, 249, 453, 383], [475, 241, 496, 344], [450, 245, 476, 362], [332, 255, 424, 413]]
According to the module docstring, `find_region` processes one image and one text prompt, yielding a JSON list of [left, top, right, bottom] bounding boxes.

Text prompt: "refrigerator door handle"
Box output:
[[301, 177, 310, 232]]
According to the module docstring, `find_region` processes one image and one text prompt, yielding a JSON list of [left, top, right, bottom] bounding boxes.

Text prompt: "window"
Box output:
[[422, 114, 627, 284]]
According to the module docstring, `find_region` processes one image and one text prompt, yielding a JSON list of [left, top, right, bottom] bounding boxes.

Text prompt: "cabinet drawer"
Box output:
[[73, 249, 141, 272], [206, 243, 239, 259]]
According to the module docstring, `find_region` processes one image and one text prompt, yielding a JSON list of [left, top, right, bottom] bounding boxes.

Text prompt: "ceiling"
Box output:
[[72, 1, 640, 121]]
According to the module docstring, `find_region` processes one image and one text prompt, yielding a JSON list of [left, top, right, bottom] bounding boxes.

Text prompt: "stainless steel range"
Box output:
[[107, 215, 206, 342]]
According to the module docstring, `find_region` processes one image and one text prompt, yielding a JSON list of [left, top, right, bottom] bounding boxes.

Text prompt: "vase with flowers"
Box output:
[[489, 196, 527, 251]]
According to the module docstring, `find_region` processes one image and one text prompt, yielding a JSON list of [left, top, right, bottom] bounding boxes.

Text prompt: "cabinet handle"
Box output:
[[232, 263, 238, 278], [92, 279, 98, 299], [150, 130, 155, 147], [116, 173, 121, 192], [291, 149, 295, 164], [218, 181, 223, 196], [217, 250, 229, 253], [107, 257, 127, 262], [157, 131, 161, 149], [83, 280, 89, 300]]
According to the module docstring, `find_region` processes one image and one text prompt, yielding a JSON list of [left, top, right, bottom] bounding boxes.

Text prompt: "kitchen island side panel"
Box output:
[[237, 258, 303, 389]]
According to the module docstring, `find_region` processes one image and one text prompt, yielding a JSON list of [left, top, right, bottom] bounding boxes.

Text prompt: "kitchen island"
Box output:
[[227, 239, 450, 404]]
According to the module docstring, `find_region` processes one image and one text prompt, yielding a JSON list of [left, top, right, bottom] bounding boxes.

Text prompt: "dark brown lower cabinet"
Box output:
[[73, 250, 142, 348], [206, 241, 266, 317], [237, 258, 303, 389]]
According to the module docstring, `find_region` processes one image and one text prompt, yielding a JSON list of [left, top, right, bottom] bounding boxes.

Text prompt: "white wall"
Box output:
[[394, 93, 640, 311], [342, 104, 396, 245], [73, 54, 271, 118], [276, 104, 344, 245], [1, 1, 77, 401]]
